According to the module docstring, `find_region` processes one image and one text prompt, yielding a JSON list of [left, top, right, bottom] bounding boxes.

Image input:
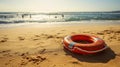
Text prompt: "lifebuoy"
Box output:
[[63, 34, 108, 54]]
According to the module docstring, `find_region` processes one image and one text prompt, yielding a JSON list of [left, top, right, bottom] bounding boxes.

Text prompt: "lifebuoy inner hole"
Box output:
[[71, 35, 94, 44]]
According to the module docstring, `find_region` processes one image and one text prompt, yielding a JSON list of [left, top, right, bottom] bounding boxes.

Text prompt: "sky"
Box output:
[[0, 0, 120, 12]]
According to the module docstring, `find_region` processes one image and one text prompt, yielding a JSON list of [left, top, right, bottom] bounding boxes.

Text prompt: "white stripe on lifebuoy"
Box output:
[[74, 45, 108, 53], [64, 36, 71, 44]]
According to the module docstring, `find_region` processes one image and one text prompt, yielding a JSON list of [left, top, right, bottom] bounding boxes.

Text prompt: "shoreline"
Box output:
[[0, 20, 120, 29]]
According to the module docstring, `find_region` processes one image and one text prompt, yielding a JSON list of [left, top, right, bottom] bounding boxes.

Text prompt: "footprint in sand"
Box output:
[[21, 52, 29, 56], [0, 50, 11, 53], [18, 36, 25, 41], [69, 60, 82, 65], [47, 35, 54, 39], [41, 33, 48, 36], [115, 30, 120, 33], [56, 36, 63, 39], [5, 62, 10, 65], [22, 55, 46, 65], [38, 49, 46, 54], [32, 38, 40, 41], [97, 32, 104, 35], [0, 37, 8, 43], [35, 35, 40, 37], [53, 53, 58, 55], [31, 35, 41, 41], [103, 29, 117, 34], [21, 61, 28, 66], [3, 53, 12, 57], [57, 33, 61, 35]]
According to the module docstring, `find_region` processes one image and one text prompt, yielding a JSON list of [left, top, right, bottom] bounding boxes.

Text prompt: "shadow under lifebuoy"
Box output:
[[64, 47, 116, 63]]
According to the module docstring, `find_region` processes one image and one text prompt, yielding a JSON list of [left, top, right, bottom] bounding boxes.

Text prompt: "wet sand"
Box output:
[[0, 23, 120, 67]]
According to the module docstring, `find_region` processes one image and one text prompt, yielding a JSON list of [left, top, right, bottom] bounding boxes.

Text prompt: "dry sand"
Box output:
[[0, 23, 120, 67]]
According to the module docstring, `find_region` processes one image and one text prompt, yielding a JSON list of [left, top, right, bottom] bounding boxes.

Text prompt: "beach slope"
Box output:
[[0, 23, 120, 67]]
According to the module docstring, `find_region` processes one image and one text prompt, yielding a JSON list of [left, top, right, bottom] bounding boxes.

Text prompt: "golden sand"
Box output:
[[0, 23, 120, 67]]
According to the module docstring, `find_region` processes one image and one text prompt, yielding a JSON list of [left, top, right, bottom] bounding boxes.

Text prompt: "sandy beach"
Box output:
[[0, 22, 120, 67]]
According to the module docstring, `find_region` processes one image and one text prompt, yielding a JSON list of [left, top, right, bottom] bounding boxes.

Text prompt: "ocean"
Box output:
[[0, 12, 120, 24]]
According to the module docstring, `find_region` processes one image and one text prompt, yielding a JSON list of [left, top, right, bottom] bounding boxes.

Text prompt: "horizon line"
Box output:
[[0, 10, 120, 13]]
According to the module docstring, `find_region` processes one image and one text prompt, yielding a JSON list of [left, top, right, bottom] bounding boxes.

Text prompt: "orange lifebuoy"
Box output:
[[63, 34, 108, 54]]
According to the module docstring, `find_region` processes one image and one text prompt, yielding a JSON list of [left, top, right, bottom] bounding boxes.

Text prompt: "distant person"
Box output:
[[55, 16, 57, 18], [61, 14, 64, 18], [4, 16, 7, 18], [30, 14, 32, 18], [22, 14, 24, 18]]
